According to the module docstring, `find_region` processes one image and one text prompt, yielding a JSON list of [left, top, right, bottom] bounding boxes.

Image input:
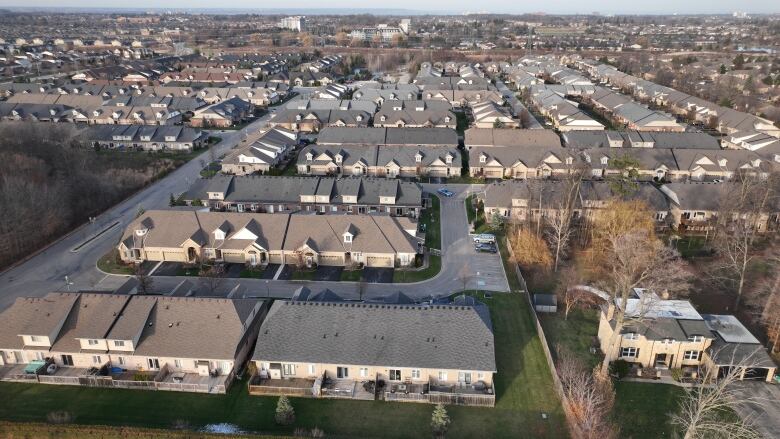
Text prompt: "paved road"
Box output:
[[0, 135, 509, 309], [733, 382, 780, 439], [126, 185, 508, 301], [0, 113, 275, 311]]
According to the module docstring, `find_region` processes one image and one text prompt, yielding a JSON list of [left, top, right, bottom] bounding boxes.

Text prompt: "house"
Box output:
[[269, 108, 371, 133], [374, 100, 456, 129], [190, 97, 253, 128], [563, 130, 721, 150], [701, 314, 777, 382], [470, 101, 519, 129], [297, 144, 460, 178], [660, 182, 777, 233], [118, 210, 419, 268], [316, 126, 457, 148], [221, 127, 298, 174], [79, 125, 205, 152], [249, 300, 497, 406], [482, 180, 669, 228], [597, 289, 714, 371], [182, 175, 423, 218], [0, 292, 268, 394]]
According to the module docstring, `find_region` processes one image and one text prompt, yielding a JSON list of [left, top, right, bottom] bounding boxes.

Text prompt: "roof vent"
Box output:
[[168, 323, 173, 328]]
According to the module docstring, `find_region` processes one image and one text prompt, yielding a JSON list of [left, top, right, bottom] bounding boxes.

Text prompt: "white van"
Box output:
[[472, 233, 496, 244]]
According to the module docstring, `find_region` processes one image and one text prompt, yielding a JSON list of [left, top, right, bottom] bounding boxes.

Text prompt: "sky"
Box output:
[[0, 1, 778, 15]]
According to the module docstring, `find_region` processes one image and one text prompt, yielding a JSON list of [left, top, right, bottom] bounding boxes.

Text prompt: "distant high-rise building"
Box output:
[[279, 16, 306, 32]]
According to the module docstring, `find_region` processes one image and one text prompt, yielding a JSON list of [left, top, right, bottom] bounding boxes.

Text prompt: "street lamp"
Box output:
[[265, 280, 270, 299], [64, 275, 74, 292]]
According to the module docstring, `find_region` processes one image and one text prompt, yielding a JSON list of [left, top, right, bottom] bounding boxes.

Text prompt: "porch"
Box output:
[[0, 364, 38, 383]]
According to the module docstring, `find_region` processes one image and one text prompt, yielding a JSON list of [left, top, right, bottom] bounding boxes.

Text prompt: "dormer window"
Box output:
[[415, 153, 423, 163], [718, 158, 727, 167], [600, 157, 609, 166], [688, 335, 704, 343], [565, 157, 573, 165], [445, 154, 453, 164], [306, 152, 313, 161], [335, 155, 342, 164], [480, 154, 487, 164], [214, 229, 226, 240], [87, 339, 99, 346], [296, 114, 302, 121], [356, 115, 363, 122], [622, 332, 639, 340], [343, 233, 352, 243], [445, 116, 451, 123], [135, 228, 148, 236]]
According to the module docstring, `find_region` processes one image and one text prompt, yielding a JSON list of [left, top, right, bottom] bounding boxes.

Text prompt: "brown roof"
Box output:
[[465, 128, 562, 148]]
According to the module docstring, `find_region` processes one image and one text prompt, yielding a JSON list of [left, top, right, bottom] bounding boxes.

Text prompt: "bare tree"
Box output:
[[671, 350, 765, 439], [710, 175, 777, 311], [556, 346, 618, 439], [134, 264, 154, 295], [556, 266, 598, 320], [544, 172, 585, 272], [200, 264, 225, 295], [458, 262, 472, 291]]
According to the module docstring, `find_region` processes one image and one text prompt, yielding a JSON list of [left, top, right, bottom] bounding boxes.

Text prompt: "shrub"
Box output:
[[46, 411, 73, 424], [610, 359, 631, 379]]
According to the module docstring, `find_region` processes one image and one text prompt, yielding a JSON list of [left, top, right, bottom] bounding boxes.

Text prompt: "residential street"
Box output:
[[0, 131, 509, 310], [0, 114, 273, 311], [733, 381, 780, 439]]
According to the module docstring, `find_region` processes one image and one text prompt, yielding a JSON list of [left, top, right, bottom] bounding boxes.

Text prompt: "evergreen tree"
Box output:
[[431, 404, 450, 438], [275, 395, 295, 425]]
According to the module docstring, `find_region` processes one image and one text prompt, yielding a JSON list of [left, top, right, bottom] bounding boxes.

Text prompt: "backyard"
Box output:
[[0, 290, 567, 439]]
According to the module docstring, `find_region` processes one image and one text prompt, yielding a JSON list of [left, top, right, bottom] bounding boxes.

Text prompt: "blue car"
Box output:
[[437, 188, 455, 197]]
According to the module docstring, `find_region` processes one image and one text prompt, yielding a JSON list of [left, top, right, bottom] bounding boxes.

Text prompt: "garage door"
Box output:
[[366, 256, 393, 267], [318, 255, 344, 266], [163, 251, 185, 262]]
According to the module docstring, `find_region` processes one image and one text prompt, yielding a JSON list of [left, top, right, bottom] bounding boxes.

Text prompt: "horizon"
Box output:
[[1, 4, 779, 15]]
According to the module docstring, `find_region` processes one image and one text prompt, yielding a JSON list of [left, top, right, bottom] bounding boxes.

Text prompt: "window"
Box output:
[[477, 372, 485, 380], [113, 340, 125, 347], [622, 332, 639, 340], [684, 350, 701, 361], [479, 155, 486, 163], [308, 364, 316, 375], [282, 363, 296, 376], [359, 367, 369, 378], [61, 355, 74, 366], [661, 338, 674, 345], [438, 371, 448, 381], [411, 369, 421, 379], [30, 335, 41, 342], [688, 335, 704, 343], [389, 369, 401, 381], [620, 347, 638, 358], [88, 339, 99, 346], [92, 355, 102, 364], [337, 366, 349, 378], [117, 357, 125, 366], [344, 234, 352, 243], [147, 358, 160, 369], [174, 359, 182, 369]]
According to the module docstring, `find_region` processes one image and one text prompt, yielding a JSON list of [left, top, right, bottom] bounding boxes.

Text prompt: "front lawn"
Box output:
[[392, 255, 441, 283], [290, 269, 316, 281], [0, 292, 567, 439], [614, 382, 684, 439], [421, 195, 441, 250], [239, 267, 265, 279], [339, 269, 363, 282], [96, 249, 134, 275]]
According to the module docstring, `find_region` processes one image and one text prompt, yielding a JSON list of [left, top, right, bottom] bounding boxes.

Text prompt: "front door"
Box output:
[[249, 252, 257, 266], [654, 353, 668, 368]]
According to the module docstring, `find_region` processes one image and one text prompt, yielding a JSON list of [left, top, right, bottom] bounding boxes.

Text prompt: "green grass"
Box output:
[[421, 196, 441, 250], [290, 269, 316, 281], [466, 194, 477, 223], [393, 255, 441, 283], [339, 269, 363, 282], [176, 265, 201, 277], [538, 309, 602, 371], [455, 111, 469, 135], [96, 249, 134, 275], [614, 382, 684, 439], [0, 422, 286, 439], [672, 235, 713, 258], [496, 233, 522, 292], [0, 291, 566, 439], [239, 267, 266, 279]]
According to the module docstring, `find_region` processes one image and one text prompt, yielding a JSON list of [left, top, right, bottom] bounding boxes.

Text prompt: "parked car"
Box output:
[[473, 233, 496, 244], [475, 243, 497, 253], [437, 188, 455, 198]]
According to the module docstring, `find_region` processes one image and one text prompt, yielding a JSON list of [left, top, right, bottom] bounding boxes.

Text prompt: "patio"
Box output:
[[248, 376, 319, 397], [320, 378, 358, 399], [0, 364, 37, 383]]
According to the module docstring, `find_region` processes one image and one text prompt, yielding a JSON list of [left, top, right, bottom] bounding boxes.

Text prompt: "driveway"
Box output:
[[152, 262, 183, 277], [733, 382, 780, 439], [362, 268, 394, 283]]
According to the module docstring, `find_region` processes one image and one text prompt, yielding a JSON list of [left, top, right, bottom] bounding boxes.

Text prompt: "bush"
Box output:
[[46, 410, 73, 424], [670, 368, 683, 382], [610, 359, 631, 379]]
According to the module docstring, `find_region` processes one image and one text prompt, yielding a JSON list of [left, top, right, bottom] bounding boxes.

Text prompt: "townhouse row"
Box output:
[[0, 292, 497, 406]]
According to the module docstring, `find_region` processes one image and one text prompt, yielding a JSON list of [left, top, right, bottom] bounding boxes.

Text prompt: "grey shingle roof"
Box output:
[[252, 301, 496, 372]]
